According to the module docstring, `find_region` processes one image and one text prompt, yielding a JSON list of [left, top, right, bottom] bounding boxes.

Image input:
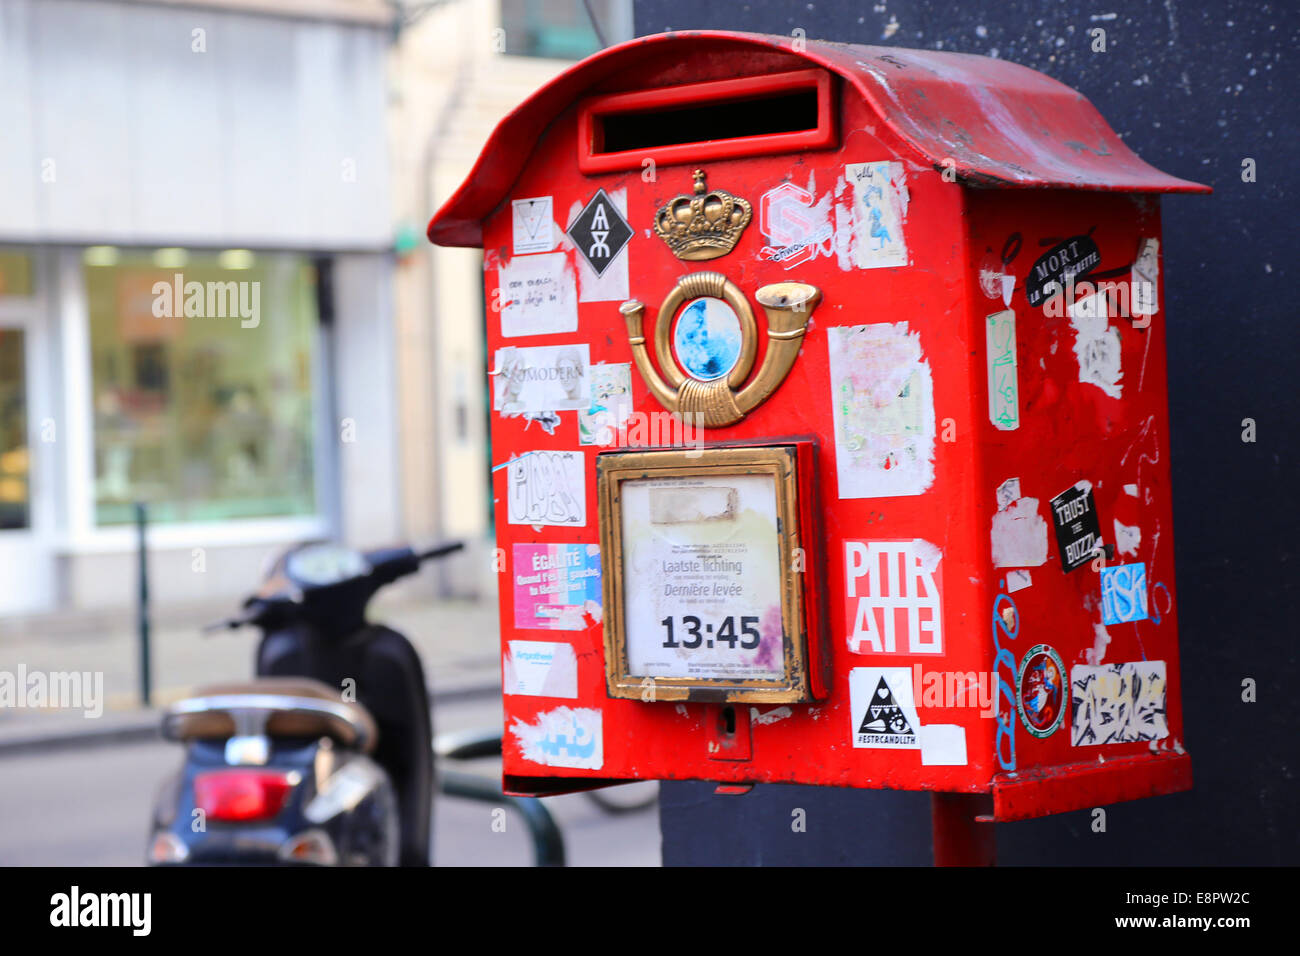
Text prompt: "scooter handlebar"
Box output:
[[417, 540, 465, 562]]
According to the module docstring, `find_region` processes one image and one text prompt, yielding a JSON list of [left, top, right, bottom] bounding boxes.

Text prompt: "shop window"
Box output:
[[0, 329, 28, 530], [84, 249, 319, 525], [0, 249, 34, 297]]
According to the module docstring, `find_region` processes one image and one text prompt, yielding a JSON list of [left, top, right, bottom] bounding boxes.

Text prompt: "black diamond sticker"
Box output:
[[566, 189, 632, 277]]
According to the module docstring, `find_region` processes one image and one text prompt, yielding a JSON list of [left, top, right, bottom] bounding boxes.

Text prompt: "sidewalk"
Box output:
[[0, 592, 503, 753]]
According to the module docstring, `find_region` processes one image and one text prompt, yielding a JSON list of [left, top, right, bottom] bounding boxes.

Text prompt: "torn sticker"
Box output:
[[759, 179, 835, 269], [1068, 291, 1123, 398], [827, 322, 936, 498], [1113, 519, 1141, 556], [1006, 569, 1033, 593], [506, 450, 586, 527], [498, 252, 578, 338], [1100, 561, 1148, 625], [845, 539, 943, 655], [1017, 644, 1066, 738], [512, 196, 555, 255], [578, 363, 633, 446], [1086, 622, 1112, 666], [1071, 661, 1168, 746], [996, 477, 1022, 512], [493, 344, 590, 414], [510, 706, 603, 769], [845, 161, 909, 269], [986, 309, 1019, 430], [503, 641, 578, 698], [979, 251, 1015, 307], [919, 724, 968, 766], [1050, 480, 1102, 572], [750, 706, 793, 726], [991, 480, 1050, 568], [512, 543, 601, 630], [1131, 238, 1159, 317], [850, 667, 921, 749]]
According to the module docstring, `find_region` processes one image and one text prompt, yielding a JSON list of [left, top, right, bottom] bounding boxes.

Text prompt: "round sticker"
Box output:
[[1017, 644, 1066, 738], [674, 296, 742, 381]]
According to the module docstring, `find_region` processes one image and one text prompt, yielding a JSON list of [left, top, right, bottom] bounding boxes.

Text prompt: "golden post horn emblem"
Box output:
[[620, 273, 822, 428]]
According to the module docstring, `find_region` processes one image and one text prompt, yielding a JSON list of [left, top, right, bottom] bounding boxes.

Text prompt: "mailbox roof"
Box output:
[[428, 31, 1210, 246]]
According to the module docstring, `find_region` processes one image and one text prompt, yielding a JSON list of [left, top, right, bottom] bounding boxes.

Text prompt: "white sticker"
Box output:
[[499, 252, 578, 338], [986, 309, 1019, 430], [1068, 292, 1123, 398], [492, 344, 590, 414], [1071, 660, 1168, 746], [1113, 519, 1142, 556], [503, 641, 578, 699], [995, 477, 1022, 512], [1131, 238, 1159, 317], [506, 450, 586, 527], [845, 161, 909, 269], [510, 706, 603, 769], [569, 188, 630, 303], [578, 363, 633, 446], [827, 322, 936, 498], [1005, 569, 1033, 593], [750, 706, 794, 726], [919, 724, 968, 766], [758, 179, 836, 269], [849, 667, 921, 749], [991, 480, 1050, 568], [512, 197, 555, 255]]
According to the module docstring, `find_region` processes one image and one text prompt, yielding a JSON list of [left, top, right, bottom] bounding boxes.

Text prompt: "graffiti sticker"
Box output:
[[1101, 561, 1149, 625]]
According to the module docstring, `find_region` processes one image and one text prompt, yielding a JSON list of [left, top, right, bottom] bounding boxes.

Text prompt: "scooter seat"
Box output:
[[164, 678, 379, 753]]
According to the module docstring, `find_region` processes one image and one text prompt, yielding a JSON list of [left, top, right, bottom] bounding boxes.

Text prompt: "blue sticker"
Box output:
[[1101, 562, 1148, 625]]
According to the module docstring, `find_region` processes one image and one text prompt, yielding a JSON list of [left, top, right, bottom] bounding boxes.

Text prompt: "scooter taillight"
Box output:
[[194, 770, 296, 822]]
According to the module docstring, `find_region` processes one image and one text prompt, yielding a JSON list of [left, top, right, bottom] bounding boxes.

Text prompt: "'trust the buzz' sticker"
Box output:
[[1050, 480, 1101, 573]]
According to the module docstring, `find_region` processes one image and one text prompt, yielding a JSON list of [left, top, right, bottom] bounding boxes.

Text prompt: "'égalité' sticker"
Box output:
[[1050, 481, 1101, 572]]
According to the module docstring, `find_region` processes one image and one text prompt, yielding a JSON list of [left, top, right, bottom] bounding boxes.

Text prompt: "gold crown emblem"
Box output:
[[652, 170, 752, 261]]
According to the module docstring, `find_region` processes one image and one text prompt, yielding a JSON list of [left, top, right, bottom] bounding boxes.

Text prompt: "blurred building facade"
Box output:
[[0, 0, 627, 616], [387, 0, 630, 595]]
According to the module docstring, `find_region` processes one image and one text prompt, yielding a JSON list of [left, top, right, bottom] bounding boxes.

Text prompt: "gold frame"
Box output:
[[620, 275, 821, 428], [596, 445, 812, 704], [652, 271, 757, 391]]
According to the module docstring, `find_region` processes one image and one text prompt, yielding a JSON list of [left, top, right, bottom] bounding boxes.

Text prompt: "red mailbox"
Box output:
[[428, 31, 1208, 823]]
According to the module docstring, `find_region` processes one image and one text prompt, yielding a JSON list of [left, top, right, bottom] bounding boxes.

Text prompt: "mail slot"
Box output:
[[428, 30, 1208, 821]]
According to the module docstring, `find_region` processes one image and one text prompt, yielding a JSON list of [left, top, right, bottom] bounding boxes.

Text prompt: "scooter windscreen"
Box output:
[[283, 543, 371, 588]]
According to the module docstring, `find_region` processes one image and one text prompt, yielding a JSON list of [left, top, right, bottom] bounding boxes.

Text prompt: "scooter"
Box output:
[[146, 539, 464, 866]]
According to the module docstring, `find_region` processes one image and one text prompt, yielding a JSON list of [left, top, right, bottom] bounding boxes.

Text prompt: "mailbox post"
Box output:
[[428, 31, 1208, 854]]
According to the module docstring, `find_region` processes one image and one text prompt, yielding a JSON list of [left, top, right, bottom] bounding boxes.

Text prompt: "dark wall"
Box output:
[[634, 0, 1299, 865]]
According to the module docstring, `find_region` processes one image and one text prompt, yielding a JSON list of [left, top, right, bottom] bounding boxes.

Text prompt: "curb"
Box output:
[[0, 713, 161, 757], [0, 678, 501, 757]]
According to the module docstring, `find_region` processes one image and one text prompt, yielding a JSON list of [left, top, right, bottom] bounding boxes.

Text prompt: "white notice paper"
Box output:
[[499, 252, 578, 338], [512, 197, 555, 255]]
